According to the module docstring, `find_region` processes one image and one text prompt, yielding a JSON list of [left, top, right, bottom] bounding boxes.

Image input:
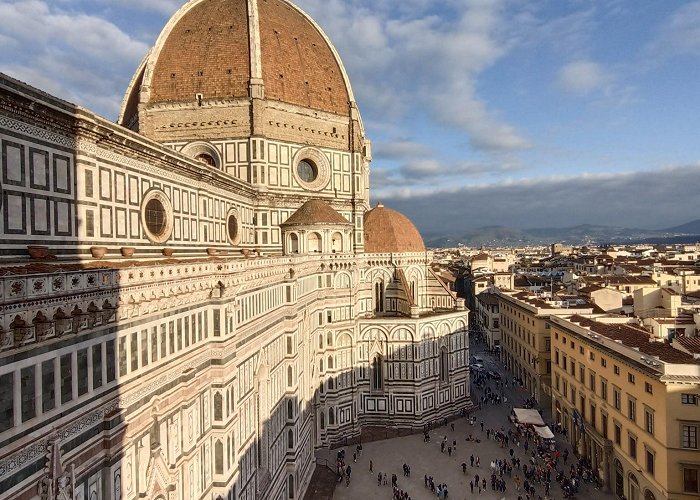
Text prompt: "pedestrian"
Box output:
[[476, 456, 480, 467], [353, 452, 357, 463], [451, 422, 455, 431], [448, 446, 452, 456], [462, 463, 467, 474], [470, 480, 474, 493], [470, 455, 474, 467], [480, 420, 484, 431], [369, 459, 373, 472], [383, 472, 387, 485], [377, 471, 382, 486]]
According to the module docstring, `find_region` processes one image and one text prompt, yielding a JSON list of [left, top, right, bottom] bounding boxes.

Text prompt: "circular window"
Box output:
[[141, 190, 173, 243], [195, 153, 216, 167], [226, 208, 241, 245], [291, 147, 331, 191], [297, 160, 317, 183], [181, 141, 221, 169]]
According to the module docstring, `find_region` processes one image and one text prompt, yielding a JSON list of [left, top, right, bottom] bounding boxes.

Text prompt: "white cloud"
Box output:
[[648, 1, 700, 57], [296, 0, 529, 153], [557, 60, 612, 95], [0, 0, 149, 118]]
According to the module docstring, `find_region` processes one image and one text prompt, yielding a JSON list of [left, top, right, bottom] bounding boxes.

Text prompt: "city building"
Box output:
[[497, 290, 594, 407], [0, 1, 470, 499], [550, 315, 700, 500]]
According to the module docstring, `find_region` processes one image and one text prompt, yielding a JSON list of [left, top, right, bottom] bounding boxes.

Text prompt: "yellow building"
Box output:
[[550, 315, 700, 500], [497, 290, 594, 406]]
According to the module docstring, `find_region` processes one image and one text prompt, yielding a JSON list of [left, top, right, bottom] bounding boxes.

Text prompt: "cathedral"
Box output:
[[0, 1, 470, 499]]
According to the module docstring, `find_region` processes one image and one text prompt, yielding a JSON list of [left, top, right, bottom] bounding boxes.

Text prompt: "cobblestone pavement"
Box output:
[[329, 341, 617, 500]]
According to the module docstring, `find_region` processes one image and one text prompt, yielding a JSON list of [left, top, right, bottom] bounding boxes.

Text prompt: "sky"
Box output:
[[2, 0, 700, 238]]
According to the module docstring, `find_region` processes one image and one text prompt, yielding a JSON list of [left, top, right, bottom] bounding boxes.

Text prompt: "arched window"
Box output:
[[287, 400, 294, 420], [286, 336, 293, 355], [287, 429, 294, 449], [308, 232, 321, 253], [288, 474, 295, 499], [374, 280, 385, 312], [440, 347, 449, 382], [214, 392, 223, 421], [215, 440, 224, 474], [320, 411, 325, 429], [328, 377, 334, 390], [289, 233, 299, 254], [319, 334, 323, 349], [319, 359, 324, 373], [371, 355, 383, 391], [327, 356, 334, 370], [327, 331, 333, 346], [287, 366, 293, 387], [331, 232, 343, 253], [328, 407, 335, 425]]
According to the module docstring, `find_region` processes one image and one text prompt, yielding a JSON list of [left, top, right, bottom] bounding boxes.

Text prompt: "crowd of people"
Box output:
[[331, 335, 603, 499]]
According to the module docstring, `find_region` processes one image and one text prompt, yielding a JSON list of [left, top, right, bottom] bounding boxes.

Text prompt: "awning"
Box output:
[[535, 426, 555, 439], [512, 408, 545, 426]]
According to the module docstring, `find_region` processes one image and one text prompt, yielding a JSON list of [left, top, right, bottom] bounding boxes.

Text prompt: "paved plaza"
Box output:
[[327, 343, 617, 500]]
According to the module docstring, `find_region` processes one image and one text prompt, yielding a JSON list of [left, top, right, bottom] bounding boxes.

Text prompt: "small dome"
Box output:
[[363, 203, 425, 253], [281, 199, 350, 226]]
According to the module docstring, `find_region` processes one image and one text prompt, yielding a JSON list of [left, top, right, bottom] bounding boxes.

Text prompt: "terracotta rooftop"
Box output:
[[280, 199, 350, 227], [676, 336, 700, 354], [568, 315, 700, 365], [363, 203, 425, 254], [131, 0, 350, 116]]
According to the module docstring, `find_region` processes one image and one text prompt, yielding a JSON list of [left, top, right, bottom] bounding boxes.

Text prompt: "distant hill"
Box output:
[[426, 220, 700, 248], [663, 219, 700, 234]]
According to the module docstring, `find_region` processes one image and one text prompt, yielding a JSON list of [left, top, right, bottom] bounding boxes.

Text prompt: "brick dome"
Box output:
[[363, 203, 425, 253], [119, 0, 353, 126]]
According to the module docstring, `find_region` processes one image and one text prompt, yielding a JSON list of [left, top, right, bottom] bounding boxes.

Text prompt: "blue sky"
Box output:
[[2, 0, 700, 236]]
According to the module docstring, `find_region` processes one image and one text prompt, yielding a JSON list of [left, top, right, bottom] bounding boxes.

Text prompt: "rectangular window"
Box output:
[[151, 327, 158, 363], [60, 354, 73, 404], [579, 365, 585, 383], [160, 325, 167, 358], [646, 449, 655, 476], [119, 337, 128, 376], [613, 387, 621, 410], [590, 404, 596, 429], [77, 349, 88, 396], [571, 359, 576, 376], [106, 339, 116, 383], [644, 409, 654, 435], [601, 357, 607, 368], [184, 318, 190, 347], [589, 372, 596, 391], [629, 435, 637, 459], [601, 413, 608, 439], [130, 332, 139, 372], [681, 393, 698, 405], [169, 321, 175, 354], [213, 310, 221, 337], [684, 468, 699, 493], [601, 379, 608, 401], [42, 360, 55, 413], [628, 373, 635, 384], [20, 366, 36, 422], [0, 373, 14, 432], [614, 365, 620, 375], [645, 382, 653, 394], [141, 330, 149, 367], [177, 319, 183, 351], [614, 423, 621, 445], [628, 398, 637, 422], [92, 344, 103, 389], [682, 425, 698, 449]]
